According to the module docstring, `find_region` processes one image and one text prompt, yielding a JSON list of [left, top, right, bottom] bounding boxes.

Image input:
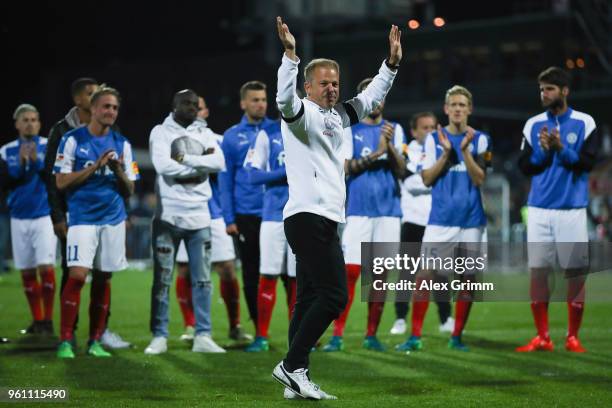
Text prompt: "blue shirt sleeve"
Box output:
[[219, 132, 236, 225], [246, 165, 287, 186], [557, 146, 579, 165]]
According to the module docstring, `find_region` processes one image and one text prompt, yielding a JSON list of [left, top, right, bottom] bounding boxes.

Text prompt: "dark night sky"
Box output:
[[0, 0, 587, 149], [0, 1, 247, 145]]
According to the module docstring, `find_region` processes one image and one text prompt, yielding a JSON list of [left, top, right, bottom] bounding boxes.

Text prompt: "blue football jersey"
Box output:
[[244, 122, 288, 222], [0, 136, 50, 219], [54, 127, 139, 226], [522, 108, 596, 209], [344, 121, 404, 218], [422, 128, 490, 228]]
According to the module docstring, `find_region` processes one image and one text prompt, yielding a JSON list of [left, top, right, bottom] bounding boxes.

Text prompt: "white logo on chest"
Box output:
[[277, 151, 286, 166], [360, 147, 372, 157], [567, 132, 578, 144]]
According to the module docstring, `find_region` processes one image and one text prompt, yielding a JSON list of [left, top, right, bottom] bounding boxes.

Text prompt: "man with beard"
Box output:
[[54, 86, 139, 358], [517, 67, 598, 353], [220, 81, 274, 336], [1, 104, 57, 335], [146, 89, 226, 355], [322, 78, 406, 353], [44, 77, 130, 349]]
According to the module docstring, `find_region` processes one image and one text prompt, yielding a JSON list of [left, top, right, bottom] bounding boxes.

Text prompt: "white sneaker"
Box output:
[[284, 386, 338, 400], [390, 318, 407, 335], [101, 329, 131, 349], [144, 337, 167, 355], [192, 333, 226, 353], [272, 361, 321, 400], [439, 317, 455, 333], [179, 326, 195, 342]]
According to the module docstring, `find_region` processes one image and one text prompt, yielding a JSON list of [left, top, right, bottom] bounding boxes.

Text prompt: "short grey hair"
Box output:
[[304, 58, 340, 82], [13, 103, 38, 120]]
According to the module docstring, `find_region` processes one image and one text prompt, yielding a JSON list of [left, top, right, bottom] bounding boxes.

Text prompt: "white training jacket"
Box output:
[[276, 54, 397, 223], [401, 139, 432, 226], [150, 114, 225, 229]]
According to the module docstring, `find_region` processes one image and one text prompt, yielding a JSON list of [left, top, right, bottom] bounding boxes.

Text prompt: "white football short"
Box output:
[[421, 225, 487, 274], [259, 221, 296, 277], [527, 207, 588, 269], [341, 216, 401, 265], [66, 221, 127, 272], [10, 216, 57, 269], [176, 218, 235, 264]]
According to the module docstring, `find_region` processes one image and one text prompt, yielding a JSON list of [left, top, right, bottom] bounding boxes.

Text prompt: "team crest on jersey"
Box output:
[[323, 116, 336, 137], [567, 132, 578, 144]]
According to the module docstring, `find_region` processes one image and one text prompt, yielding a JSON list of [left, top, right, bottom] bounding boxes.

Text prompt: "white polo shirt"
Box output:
[[276, 54, 397, 223]]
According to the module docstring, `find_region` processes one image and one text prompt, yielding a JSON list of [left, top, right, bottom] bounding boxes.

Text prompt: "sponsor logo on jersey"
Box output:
[[449, 162, 467, 172], [360, 147, 372, 157]]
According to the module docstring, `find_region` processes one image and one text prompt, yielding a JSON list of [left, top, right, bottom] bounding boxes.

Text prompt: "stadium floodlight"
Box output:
[[408, 19, 420, 29], [433, 17, 445, 27]]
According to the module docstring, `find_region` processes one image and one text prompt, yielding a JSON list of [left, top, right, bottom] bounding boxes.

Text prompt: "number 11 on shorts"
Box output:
[[67, 245, 79, 262]]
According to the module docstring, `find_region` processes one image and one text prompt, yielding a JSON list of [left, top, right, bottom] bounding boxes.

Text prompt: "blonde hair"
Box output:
[[91, 84, 121, 106], [304, 58, 340, 82], [13, 103, 38, 120], [445, 85, 473, 106]]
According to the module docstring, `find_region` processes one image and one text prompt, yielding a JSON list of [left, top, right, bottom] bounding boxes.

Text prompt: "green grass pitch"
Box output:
[[1, 269, 611, 407]]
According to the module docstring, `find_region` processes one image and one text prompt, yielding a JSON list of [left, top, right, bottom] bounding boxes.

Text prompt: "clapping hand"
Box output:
[[460, 127, 475, 152], [437, 125, 452, 154]]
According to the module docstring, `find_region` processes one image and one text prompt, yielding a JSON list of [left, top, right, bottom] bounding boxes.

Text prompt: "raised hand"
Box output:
[[461, 126, 475, 152], [276, 16, 296, 60], [387, 25, 402, 67], [539, 126, 551, 151], [437, 125, 452, 153]]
